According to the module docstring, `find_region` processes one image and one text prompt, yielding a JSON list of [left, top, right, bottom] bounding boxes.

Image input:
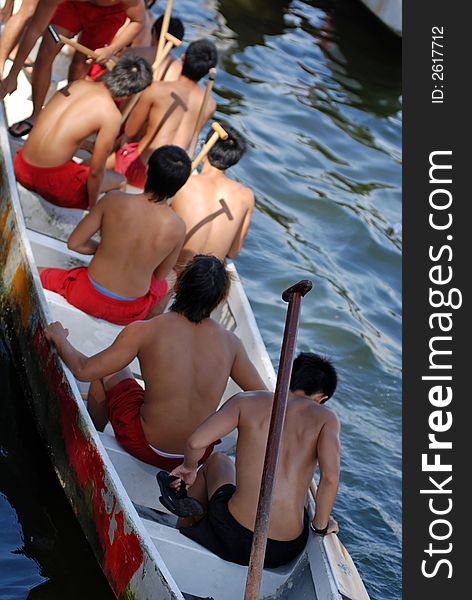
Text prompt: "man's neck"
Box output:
[[201, 160, 225, 178]]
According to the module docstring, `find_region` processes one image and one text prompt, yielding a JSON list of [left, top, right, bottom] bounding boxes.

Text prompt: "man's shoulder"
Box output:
[[224, 179, 254, 205]]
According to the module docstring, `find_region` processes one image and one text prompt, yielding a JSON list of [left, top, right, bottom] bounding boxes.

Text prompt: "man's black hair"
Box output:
[[289, 352, 337, 402], [181, 39, 217, 82], [170, 255, 231, 323], [102, 56, 152, 98], [206, 121, 247, 170], [145, 146, 191, 202], [152, 15, 185, 42]]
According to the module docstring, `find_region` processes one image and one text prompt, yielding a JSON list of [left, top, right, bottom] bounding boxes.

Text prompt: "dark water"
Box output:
[[0, 334, 114, 599], [0, 0, 401, 599]]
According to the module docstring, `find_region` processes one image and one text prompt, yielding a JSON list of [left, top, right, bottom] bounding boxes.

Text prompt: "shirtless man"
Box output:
[[3, 0, 145, 136], [170, 352, 340, 567], [44, 255, 267, 469], [14, 56, 152, 210], [39, 145, 191, 325], [172, 122, 254, 268], [112, 39, 218, 189]]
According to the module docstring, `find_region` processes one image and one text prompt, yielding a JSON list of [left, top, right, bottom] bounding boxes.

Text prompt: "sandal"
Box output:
[[156, 471, 205, 517], [8, 119, 34, 138]]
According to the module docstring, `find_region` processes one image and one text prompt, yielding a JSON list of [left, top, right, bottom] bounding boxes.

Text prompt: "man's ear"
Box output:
[[313, 393, 328, 405], [181, 53, 186, 64]]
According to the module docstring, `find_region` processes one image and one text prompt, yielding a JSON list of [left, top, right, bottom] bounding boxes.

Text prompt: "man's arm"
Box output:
[[227, 191, 254, 259], [87, 114, 121, 207], [313, 412, 340, 532], [0, 0, 14, 24], [67, 200, 106, 255], [153, 220, 186, 281], [170, 394, 243, 486], [229, 334, 268, 391], [0, 0, 59, 97], [44, 320, 145, 381], [93, 0, 145, 64]]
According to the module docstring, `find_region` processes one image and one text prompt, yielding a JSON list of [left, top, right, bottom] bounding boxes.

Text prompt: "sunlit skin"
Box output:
[[114, 58, 216, 165], [21, 79, 125, 207], [172, 157, 254, 267], [171, 390, 340, 539]]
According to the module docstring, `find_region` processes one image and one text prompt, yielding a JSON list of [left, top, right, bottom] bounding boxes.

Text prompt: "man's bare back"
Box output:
[[68, 190, 185, 297], [125, 77, 216, 161], [229, 391, 339, 540], [22, 80, 120, 168], [131, 313, 264, 452], [172, 162, 254, 264]]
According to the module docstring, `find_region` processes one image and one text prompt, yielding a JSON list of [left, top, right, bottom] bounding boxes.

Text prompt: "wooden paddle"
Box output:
[[244, 280, 313, 600], [48, 26, 117, 71], [309, 481, 371, 600], [191, 122, 228, 171], [156, 0, 174, 61], [120, 31, 182, 125], [187, 67, 217, 158]]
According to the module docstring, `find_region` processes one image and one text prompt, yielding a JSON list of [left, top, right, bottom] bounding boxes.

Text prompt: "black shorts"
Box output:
[[180, 484, 309, 568]]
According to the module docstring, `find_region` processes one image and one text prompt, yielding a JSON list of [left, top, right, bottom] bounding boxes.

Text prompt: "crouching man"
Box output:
[[39, 145, 191, 325], [44, 255, 267, 469], [171, 352, 340, 567], [14, 56, 151, 210]]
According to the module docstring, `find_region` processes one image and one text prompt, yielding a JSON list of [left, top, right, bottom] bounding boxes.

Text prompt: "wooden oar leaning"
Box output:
[[191, 121, 228, 171], [120, 31, 182, 125], [156, 0, 174, 61], [48, 26, 117, 71], [188, 67, 217, 158], [309, 481, 370, 600]]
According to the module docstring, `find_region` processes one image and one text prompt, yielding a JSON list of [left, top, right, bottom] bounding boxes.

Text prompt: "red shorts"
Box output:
[[114, 142, 147, 189], [14, 149, 89, 209], [40, 266, 168, 326], [107, 379, 219, 469], [51, 1, 126, 51], [88, 63, 107, 81]]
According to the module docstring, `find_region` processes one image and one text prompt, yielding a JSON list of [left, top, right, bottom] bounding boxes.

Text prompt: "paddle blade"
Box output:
[[324, 534, 371, 600]]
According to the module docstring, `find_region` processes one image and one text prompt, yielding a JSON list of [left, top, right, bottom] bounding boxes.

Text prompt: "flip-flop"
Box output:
[[156, 471, 205, 518], [8, 119, 34, 138]]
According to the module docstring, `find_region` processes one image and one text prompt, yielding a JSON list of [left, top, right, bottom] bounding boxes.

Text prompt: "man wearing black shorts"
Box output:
[[170, 352, 341, 567]]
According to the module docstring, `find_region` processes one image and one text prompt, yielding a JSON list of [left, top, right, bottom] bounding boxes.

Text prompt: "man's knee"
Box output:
[[204, 452, 233, 473]]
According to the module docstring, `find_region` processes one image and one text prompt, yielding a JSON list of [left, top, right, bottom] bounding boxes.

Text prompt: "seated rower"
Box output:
[[14, 56, 152, 210], [44, 255, 267, 470], [170, 353, 340, 568], [112, 39, 218, 189], [39, 145, 191, 325], [172, 122, 254, 268]]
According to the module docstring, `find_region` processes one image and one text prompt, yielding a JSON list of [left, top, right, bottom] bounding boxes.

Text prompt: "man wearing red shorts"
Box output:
[[44, 255, 267, 470], [4, 0, 145, 136], [113, 39, 218, 189], [14, 55, 151, 209], [39, 145, 192, 325]]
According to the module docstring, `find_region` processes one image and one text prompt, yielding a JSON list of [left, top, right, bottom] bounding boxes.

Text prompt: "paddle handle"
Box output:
[[57, 33, 117, 71], [156, 0, 173, 60], [244, 280, 313, 600], [187, 68, 216, 158], [191, 122, 228, 171]]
